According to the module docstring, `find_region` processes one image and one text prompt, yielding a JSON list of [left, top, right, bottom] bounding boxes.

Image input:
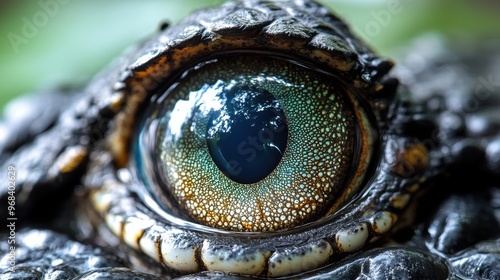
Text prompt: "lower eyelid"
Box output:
[[89, 72, 413, 278], [89, 167, 407, 277]]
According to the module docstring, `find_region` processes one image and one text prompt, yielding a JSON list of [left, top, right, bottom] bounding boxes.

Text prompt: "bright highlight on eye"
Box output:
[[137, 55, 370, 232]]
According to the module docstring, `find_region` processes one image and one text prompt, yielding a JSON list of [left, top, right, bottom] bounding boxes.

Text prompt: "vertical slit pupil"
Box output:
[[206, 85, 289, 184]]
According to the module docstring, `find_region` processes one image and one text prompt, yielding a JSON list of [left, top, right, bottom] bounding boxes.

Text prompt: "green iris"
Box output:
[[147, 55, 357, 232]]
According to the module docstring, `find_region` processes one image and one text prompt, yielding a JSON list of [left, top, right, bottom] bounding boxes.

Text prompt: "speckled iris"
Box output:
[[150, 55, 356, 232]]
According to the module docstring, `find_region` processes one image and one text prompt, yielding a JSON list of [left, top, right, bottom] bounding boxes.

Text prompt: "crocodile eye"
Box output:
[[88, 1, 397, 276], [135, 54, 373, 232]]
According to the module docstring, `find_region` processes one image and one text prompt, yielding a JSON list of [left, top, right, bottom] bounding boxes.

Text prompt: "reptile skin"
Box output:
[[1, 0, 499, 279]]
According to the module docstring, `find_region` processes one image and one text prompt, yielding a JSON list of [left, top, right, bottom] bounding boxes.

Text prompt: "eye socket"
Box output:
[[134, 54, 373, 232]]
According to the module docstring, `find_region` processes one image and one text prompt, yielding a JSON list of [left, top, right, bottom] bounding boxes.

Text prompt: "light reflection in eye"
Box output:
[[134, 54, 373, 232], [168, 81, 228, 142]]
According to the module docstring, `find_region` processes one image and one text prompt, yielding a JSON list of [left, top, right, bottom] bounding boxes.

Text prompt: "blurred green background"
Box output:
[[0, 0, 499, 111]]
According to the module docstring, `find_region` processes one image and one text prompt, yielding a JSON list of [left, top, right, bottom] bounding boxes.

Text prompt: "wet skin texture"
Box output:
[[1, 0, 500, 279]]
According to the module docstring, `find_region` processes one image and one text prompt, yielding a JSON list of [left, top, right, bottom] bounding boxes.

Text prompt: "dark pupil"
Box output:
[[206, 85, 288, 184]]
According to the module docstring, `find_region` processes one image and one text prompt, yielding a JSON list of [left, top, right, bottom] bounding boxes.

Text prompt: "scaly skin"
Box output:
[[1, 1, 499, 279]]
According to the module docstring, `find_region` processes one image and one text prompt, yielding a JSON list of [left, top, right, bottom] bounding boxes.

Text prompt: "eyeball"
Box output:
[[135, 54, 374, 232]]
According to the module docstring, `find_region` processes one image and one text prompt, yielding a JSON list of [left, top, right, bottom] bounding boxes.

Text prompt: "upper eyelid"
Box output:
[[107, 1, 392, 169]]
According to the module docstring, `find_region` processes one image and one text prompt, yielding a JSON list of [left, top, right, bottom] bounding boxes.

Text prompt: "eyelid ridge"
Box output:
[[107, 0, 393, 168]]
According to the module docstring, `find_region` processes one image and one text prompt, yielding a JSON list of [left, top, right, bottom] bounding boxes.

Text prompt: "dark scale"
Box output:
[[206, 85, 289, 184]]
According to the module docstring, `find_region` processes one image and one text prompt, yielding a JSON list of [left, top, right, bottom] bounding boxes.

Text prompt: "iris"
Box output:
[[137, 55, 367, 232]]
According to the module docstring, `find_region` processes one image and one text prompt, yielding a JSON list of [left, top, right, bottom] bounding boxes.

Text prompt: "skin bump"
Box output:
[[370, 211, 398, 235], [393, 143, 429, 176], [335, 223, 369, 253], [104, 211, 125, 240], [52, 145, 88, 174], [139, 225, 165, 263], [201, 240, 270, 275], [90, 187, 114, 214], [389, 193, 411, 210], [160, 230, 199, 273], [107, 91, 126, 113], [267, 240, 334, 277], [122, 214, 155, 250]]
